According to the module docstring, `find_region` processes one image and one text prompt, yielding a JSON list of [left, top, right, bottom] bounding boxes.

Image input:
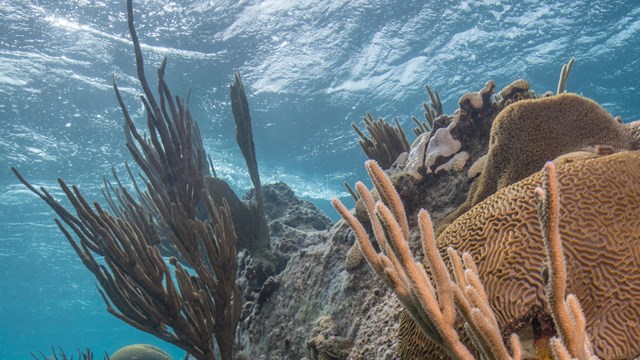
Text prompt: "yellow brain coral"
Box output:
[[400, 151, 640, 359], [442, 93, 630, 230]]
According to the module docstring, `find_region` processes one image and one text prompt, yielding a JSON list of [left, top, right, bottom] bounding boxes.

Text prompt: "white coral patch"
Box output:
[[435, 151, 470, 174], [424, 124, 462, 173]]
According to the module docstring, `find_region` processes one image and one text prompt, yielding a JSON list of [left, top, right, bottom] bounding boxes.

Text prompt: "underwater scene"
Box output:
[[2, 0, 640, 359]]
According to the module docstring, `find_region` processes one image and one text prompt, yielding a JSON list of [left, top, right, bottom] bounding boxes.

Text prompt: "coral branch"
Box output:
[[557, 57, 574, 95], [535, 162, 596, 360], [352, 113, 410, 169], [413, 85, 443, 136], [229, 73, 270, 254]]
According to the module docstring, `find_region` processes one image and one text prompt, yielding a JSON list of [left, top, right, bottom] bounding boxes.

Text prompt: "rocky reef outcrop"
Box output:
[[236, 77, 640, 360]]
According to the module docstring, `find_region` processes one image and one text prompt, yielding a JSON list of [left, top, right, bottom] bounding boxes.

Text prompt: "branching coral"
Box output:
[[352, 112, 411, 169], [30, 347, 105, 360], [556, 57, 574, 95], [333, 161, 477, 359], [11, 0, 270, 358], [534, 164, 597, 360], [412, 85, 443, 136], [14, 150, 241, 360]]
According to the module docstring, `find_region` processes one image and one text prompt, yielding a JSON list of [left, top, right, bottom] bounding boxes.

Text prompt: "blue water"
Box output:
[[1, 0, 639, 358]]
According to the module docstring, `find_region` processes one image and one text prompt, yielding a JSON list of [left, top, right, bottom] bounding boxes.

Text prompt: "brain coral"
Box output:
[[442, 93, 630, 230], [399, 151, 640, 359], [110, 344, 173, 360]]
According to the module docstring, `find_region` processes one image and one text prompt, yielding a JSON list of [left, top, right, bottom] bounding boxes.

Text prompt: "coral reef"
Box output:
[[15, 5, 640, 358], [300, 60, 640, 358]]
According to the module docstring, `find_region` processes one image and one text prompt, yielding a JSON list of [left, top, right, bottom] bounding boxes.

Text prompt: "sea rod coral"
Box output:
[[11, 0, 279, 358]]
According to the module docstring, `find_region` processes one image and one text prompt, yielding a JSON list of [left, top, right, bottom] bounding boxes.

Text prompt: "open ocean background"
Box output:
[[1, 0, 639, 358]]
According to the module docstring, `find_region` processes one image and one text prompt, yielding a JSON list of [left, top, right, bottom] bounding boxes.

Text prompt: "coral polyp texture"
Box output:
[[444, 93, 631, 226], [398, 151, 640, 359]]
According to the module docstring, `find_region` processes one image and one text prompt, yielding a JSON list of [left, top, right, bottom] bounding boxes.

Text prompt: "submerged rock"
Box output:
[[237, 79, 640, 360], [236, 222, 402, 360]]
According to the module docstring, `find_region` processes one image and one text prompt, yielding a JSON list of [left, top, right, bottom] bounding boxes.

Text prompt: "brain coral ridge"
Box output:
[[441, 93, 631, 231], [400, 150, 640, 359]]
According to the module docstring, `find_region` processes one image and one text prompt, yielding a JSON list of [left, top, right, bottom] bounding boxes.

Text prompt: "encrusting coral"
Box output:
[[333, 157, 621, 359]]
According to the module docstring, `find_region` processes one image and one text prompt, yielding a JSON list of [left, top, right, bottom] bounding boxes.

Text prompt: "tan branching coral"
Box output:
[[332, 161, 520, 360], [534, 163, 596, 360]]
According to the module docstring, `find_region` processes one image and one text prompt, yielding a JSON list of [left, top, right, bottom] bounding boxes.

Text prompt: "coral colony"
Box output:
[[15, 1, 640, 359]]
